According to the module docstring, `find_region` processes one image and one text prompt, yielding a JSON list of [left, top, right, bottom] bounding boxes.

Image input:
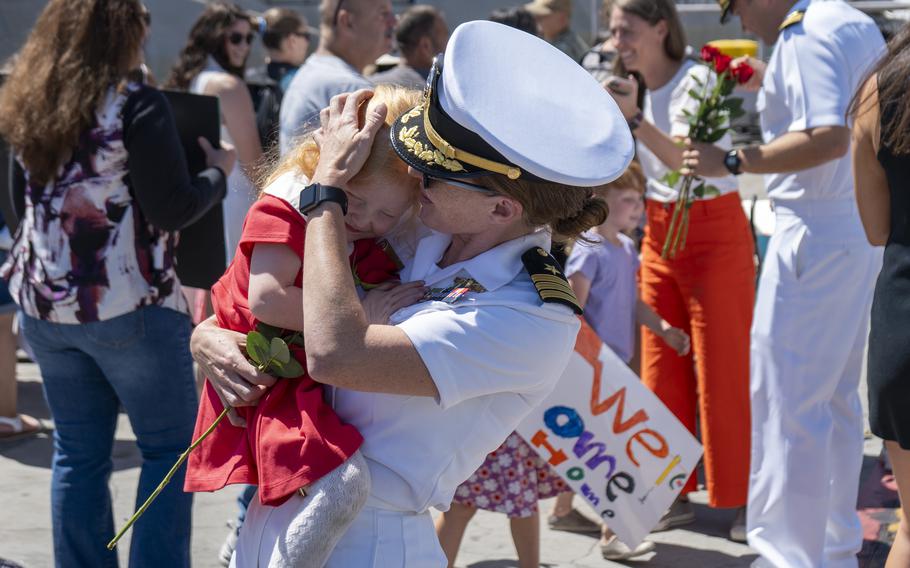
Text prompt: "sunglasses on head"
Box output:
[[423, 174, 498, 196], [228, 32, 256, 45]]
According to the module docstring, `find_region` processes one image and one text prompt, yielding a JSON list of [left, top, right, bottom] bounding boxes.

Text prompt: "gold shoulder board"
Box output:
[[779, 10, 804, 31], [521, 247, 582, 315]]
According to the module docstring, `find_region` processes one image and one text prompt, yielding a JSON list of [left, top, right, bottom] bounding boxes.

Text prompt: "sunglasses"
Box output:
[[228, 32, 256, 46], [140, 8, 151, 27], [423, 174, 499, 196], [292, 30, 311, 42]]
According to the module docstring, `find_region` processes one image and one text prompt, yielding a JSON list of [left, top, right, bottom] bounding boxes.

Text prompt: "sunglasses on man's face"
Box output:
[[140, 9, 151, 27], [228, 32, 255, 46], [292, 30, 311, 42], [423, 174, 499, 196]]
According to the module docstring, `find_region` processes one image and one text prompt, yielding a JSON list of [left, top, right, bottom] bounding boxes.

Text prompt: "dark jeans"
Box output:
[[22, 306, 198, 568]]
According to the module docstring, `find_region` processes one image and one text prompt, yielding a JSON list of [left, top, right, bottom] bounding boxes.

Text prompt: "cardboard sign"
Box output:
[[517, 321, 703, 547]]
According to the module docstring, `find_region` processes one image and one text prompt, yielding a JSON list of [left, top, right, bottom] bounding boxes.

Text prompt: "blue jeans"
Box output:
[[21, 306, 198, 568]]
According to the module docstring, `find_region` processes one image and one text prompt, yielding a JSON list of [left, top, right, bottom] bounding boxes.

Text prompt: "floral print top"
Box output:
[[2, 83, 196, 323]]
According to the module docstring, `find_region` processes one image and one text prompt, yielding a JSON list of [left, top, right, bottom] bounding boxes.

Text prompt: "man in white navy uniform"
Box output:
[[194, 21, 635, 566], [689, 0, 885, 566]]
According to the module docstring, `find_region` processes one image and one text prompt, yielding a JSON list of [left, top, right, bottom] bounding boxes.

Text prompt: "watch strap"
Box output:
[[299, 183, 348, 216]]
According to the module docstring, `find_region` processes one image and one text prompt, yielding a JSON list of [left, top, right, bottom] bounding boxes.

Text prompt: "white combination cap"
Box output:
[[390, 20, 634, 187]]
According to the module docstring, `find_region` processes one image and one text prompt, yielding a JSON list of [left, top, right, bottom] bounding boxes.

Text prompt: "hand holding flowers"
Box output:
[[659, 44, 755, 258]]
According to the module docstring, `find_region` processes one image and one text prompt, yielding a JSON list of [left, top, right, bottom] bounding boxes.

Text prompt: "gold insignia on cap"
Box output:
[[398, 123, 467, 173], [521, 247, 582, 315], [779, 10, 804, 30]]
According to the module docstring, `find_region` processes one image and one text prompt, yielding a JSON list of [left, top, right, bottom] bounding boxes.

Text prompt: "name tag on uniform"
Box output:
[[423, 277, 486, 304]]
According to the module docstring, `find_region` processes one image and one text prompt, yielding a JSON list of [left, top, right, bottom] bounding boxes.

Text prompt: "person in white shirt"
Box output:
[[602, 0, 754, 542], [279, 0, 396, 155], [188, 21, 635, 566], [685, 0, 886, 565]]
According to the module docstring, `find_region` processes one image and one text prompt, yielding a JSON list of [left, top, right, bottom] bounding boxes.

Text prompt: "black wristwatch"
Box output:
[[724, 149, 743, 176], [298, 183, 348, 215]]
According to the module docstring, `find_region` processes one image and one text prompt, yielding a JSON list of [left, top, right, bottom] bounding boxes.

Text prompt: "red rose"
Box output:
[[701, 44, 721, 62], [732, 62, 755, 84], [349, 238, 403, 290], [713, 53, 733, 74]]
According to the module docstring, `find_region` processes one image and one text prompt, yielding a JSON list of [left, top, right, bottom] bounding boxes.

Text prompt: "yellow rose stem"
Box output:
[[108, 356, 277, 550]]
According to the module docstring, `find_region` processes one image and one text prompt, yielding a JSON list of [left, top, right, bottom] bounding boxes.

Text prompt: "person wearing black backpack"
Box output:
[[246, 8, 312, 151]]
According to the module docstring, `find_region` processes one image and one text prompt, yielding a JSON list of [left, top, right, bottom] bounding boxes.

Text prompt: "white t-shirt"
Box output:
[[758, 0, 884, 202], [332, 229, 580, 513], [639, 59, 739, 203]]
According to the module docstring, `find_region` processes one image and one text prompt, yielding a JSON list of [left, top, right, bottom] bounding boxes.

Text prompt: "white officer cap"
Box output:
[[390, 20, 634, 187]]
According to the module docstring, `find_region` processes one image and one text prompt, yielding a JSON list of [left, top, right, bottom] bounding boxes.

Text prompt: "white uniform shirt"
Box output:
[[758, 0, 884, 202], [640, 58, 739, 202], [332, 229, 580, 513]]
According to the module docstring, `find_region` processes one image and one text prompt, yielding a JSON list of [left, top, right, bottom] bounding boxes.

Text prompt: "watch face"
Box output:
[[725, 151, 740, 174]]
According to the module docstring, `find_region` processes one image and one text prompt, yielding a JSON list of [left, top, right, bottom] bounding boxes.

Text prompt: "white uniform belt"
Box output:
[[772, 199, 856, 219]]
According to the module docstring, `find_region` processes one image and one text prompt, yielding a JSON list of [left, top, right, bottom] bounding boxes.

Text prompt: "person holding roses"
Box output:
[[682, 0, 885, 565], [600, 0, 755, 542], [186, 21, 634, 566]]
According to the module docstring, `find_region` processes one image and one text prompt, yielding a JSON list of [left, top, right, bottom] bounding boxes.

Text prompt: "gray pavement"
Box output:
[[0, 359, 891, 568]]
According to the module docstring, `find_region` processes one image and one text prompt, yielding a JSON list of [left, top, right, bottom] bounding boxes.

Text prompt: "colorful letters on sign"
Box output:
[[517, 320, 702, 547]]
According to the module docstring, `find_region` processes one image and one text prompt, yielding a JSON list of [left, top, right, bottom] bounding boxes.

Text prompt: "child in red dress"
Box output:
[[184, 86, 424, 567]]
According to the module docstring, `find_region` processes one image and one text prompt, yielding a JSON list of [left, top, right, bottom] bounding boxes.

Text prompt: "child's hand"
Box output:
[[361, 281, 426, 324], [661, 326, 691, 356]]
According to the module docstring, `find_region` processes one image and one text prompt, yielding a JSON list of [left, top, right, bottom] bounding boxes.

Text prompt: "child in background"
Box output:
[[547, 161, 690, 560], [185, 86, 425, 568]]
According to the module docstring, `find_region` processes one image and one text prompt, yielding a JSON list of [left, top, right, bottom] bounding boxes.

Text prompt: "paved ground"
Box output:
[[0, 358, 898, 568]]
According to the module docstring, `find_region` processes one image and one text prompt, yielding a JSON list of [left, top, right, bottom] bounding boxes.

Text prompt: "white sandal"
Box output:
[[0, 414, 43, 441]]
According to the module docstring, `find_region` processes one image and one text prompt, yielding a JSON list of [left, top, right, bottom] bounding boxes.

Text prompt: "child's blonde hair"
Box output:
[[261, 85, 424, 255], [262, 84, 423, 189], [593, 160, 647, 198]]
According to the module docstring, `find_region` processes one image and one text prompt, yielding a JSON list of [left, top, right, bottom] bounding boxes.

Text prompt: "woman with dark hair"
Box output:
[[601, 0, 754, 541], [0, 1, 233, 566], [852, 22, 910, 567], [169, 1, 262, 263]]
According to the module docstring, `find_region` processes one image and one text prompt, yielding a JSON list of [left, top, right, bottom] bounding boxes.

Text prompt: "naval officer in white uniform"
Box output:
[[685, 0, 884, 565], [191, 21, 635, 566]]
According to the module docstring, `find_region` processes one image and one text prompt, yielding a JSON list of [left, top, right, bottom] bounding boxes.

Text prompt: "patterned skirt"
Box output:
[[453, 432, 568, 518]]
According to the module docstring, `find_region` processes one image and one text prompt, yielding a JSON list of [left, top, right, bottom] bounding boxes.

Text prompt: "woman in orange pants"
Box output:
[[604, 0, 754, 541]]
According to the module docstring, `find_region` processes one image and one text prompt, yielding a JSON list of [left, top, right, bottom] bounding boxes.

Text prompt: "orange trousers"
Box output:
[[640, 192, 754, 508]]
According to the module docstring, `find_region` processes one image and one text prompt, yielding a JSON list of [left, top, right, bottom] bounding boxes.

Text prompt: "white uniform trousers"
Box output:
[[233, 494, 447, 568], [747, 200, 881, 568]]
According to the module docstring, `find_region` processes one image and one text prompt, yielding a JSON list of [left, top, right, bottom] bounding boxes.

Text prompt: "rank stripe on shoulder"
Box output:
[[779, 10, 804, 30], [521, 246, 583, 315]]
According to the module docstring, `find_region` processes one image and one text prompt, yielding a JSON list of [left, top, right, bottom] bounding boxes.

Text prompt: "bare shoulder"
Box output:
[[854, 74, 880, 148], [203, 72, 247, 97]]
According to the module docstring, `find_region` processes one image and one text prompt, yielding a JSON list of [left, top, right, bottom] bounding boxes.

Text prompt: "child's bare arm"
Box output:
[[636, 299, 690, 356], [249, 243, 304, 331], [567, 273, 592, 309]]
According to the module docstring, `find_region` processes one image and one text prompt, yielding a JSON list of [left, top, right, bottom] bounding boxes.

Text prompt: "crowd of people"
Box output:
[[0, 0, 905, 567]]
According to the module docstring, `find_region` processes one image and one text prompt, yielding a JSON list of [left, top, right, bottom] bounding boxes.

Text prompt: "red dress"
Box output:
[[184, 194, 388, 506]]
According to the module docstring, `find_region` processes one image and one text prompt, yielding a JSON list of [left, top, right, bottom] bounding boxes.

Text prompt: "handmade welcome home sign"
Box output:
[[516, 321, 703, 547]]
